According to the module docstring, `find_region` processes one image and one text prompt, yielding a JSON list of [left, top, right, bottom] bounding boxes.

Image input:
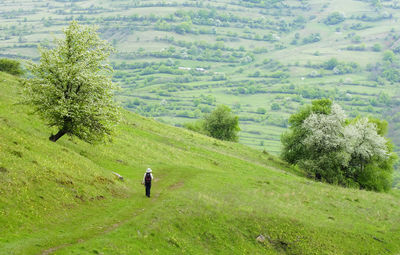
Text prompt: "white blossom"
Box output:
[[302, 103, 347, 151], [344, 118, 388, 161], [301, 103, 389, 167]]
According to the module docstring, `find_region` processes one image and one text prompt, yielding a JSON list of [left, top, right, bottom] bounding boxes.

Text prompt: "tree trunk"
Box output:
[[49, 129, 67, 142]]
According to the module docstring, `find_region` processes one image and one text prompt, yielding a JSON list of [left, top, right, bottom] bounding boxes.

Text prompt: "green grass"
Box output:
[[1, 72, 400, 254]]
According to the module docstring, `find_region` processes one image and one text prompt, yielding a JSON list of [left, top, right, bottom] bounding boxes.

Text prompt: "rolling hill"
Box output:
[[1, 71, 400, 254]]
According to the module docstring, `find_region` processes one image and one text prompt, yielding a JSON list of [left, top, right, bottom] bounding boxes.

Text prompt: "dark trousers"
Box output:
[[145, 183, 151, 197]]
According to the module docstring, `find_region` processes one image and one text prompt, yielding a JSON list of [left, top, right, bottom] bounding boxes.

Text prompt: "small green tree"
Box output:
[[24, 21, 119, 143], [383, 50, 396, 63], [203, 105, 240, 142]]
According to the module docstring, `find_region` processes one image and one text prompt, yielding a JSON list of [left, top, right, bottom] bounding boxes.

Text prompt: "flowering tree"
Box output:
[[24, 21, 119, 143], [281, 99, 396, 191]]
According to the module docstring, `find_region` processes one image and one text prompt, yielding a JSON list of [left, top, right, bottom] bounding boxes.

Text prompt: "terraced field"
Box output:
[[1, 0, 399, 158]]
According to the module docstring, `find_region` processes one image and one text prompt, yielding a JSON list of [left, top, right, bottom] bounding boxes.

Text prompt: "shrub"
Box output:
[[0, 58, 24, 76], [322, 58, 339, 70], [372, 43, 382, 52], [257, 107, 267, 114], [302, 33, 321, 44], [271, 103, 281, 111], [324, 12, 345, 25]]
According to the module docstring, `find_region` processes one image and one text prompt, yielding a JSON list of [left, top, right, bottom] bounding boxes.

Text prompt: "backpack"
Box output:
[[145, 173, 152, 184]]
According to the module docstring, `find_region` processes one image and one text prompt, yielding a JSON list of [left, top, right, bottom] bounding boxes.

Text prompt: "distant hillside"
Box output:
[[1, 72, 400, 254], [1, 0, 400, 157]]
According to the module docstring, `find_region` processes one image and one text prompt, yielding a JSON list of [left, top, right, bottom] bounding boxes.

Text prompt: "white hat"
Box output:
[[146, 168, 152, 173]]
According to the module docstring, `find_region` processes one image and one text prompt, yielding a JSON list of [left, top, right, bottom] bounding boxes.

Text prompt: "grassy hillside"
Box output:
[[1, 72, 400, 254]]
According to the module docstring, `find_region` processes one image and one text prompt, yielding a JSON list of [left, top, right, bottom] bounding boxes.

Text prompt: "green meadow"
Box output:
[[1, 72, 400, 254]]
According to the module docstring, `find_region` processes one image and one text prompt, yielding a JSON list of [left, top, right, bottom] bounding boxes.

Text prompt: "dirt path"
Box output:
[[39, 179, 184, 255], [39, 208, 145, 255], [168, 181, 184, 190], [40, 206, 148, 255], [41, 244, 70, 255]]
